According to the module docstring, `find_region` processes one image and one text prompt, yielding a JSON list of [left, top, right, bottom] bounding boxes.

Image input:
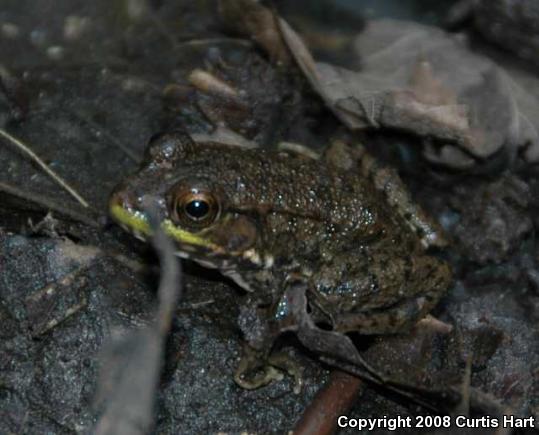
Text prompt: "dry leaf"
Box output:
[[280, 18, 539, 169], [218, 0, 291, 66]]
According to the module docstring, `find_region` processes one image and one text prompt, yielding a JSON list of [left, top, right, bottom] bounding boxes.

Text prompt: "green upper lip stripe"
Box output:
[[110, 204, 215, 249]]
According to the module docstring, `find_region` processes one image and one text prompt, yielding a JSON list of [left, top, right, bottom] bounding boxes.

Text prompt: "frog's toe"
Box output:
[[234, 359, 284, 390], [234, 345, 304, 391], [268, 350, 304, 394]]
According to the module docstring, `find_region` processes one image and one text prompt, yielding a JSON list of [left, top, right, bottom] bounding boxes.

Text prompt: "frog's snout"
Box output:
[[108, 187, 152, 241], [109, 186, 137, 215]]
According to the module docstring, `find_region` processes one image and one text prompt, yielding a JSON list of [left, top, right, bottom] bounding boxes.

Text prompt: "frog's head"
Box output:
[[109, 132, 263, 274]]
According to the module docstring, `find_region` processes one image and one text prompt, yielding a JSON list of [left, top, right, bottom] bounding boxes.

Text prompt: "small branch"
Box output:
[[0, 64, 28, 121], [293, 370, 364, 435], [0, 181, 99, 227], [94, 203, 182, 435], [0, 129, 90, 208], [105, 250, 153, 275], [319, 355, 508, 417], [319, 356, 443, 414], [72, 110, 141, 163], [455, 353, 473, 416], [175, 37, 253, 49], [151, 211, 183, 334]]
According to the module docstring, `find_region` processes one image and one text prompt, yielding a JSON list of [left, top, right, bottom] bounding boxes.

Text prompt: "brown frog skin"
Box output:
[[109, 131, 451, 388]]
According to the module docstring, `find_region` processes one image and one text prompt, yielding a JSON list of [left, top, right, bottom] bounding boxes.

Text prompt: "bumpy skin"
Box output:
[[110, 132, 451, 384]]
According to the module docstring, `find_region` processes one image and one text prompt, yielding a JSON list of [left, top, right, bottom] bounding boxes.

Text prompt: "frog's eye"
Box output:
[[184, 198, 210, 220], [171, 189, 220, 227]]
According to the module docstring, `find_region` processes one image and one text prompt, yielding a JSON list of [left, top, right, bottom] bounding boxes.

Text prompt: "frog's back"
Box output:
[[185, 144, 419, 253]]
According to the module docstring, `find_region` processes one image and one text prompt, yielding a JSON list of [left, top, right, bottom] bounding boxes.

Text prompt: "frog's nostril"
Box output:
[[109, 188, 137, 212]]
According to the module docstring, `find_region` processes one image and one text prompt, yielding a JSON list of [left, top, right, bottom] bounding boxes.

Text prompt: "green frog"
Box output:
[[109, 131, 451, 389]]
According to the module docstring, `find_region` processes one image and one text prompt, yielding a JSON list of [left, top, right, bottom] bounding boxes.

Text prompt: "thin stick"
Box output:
[[72, 110, 140, 163], [0, 181, 98, 227], [175, 37, 253, 48], [0, 129, 90, 208], [293, 370, 364, 435], [93, 205, 181, 435]]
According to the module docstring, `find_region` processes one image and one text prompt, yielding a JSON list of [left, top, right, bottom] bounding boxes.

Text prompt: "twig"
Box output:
[[455, 353, 473, 416], [72, 110, 141, 163], [319, 356, 447, 414], [0, 181, 99, 227], [146, 11, 181, 50], [187, 299, 215, 309], [94, 203, 182, 435], [0, 129, 90, 208], [16, 410, 29, 435], [293, 370, 364, 435], [149, 208, 183, 334], [319, 355, 508, 417], [105, 250, 153, 275], [175, 37, 253, 49], [0, 64, 28, 121]]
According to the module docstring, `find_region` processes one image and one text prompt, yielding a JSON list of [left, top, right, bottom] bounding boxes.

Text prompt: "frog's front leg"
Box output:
[[281, 279, 377, 376], [234, 342, 284, 390], [235, 279, 388, 389], [234, 297, 282, 389], [234, 295, 304, 390]]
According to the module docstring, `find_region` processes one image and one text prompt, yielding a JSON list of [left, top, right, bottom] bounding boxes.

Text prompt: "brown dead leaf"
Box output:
[[218, 0, 291, 66], [279, 17, 539, 169], [409, 60, 457, 106]]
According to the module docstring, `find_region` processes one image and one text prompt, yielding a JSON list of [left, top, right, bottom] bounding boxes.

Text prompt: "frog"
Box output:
[[109, 130, 452, 389]]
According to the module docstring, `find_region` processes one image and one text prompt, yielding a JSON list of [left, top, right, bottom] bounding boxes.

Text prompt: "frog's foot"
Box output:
[[234, 345, 284, 390], [268, 350, 304, 394], [234, 345, 304, 392]]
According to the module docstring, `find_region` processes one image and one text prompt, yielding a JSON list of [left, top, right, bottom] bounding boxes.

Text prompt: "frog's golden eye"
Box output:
[[171, 189, 220, 227]]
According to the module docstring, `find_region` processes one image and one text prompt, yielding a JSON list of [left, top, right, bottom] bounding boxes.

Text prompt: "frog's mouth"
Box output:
[[110, 202, 219, 250], [109, 189, 266, 288], [109, 202, 243, 268]]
